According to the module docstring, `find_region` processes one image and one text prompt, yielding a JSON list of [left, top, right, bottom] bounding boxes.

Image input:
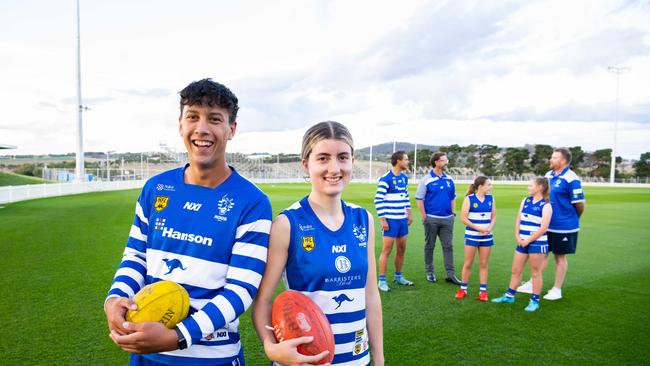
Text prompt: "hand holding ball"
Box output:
[[271, 290, 335, 364], [126, 281, 190, 329]]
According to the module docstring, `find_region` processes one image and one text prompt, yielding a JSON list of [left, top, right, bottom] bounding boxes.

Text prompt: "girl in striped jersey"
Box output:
[[492, 178, 553, 312], [455, 176, 496, 301], [253, 121, 384, 366]]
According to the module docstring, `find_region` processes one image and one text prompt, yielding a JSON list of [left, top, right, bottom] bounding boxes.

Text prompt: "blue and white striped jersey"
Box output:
[[282, 197, 371, 366], [545, 166, 585, 233], [106, 165, 272, 365], [464, 194, 494, 245], [374, 170, 411, 220], [519, 196, 548, 247]]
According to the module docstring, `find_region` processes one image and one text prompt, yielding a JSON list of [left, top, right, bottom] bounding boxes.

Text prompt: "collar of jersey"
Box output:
[[430, 170, 446, 179], [299, 196, 350, 237], [550, 165, 570, 178], [177, 163, 238, 189]]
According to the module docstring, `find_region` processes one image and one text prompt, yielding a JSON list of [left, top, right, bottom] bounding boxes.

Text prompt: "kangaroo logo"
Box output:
[[332, 294, 354, 310], [162, 258, 186, 275]]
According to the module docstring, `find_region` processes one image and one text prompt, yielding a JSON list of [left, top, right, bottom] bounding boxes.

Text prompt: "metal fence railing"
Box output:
[[0, 180, 145, 204], [2, 176, 649, 205]]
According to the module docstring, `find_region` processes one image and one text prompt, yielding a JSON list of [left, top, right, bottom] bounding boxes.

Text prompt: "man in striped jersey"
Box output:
[[105, 79, 272, 365], [375, 151, 414, 292]]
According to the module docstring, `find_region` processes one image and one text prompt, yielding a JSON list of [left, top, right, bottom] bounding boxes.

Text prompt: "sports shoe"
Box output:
[[543, 287, 562, 300], [478, 291, 489, 302], [445, 276, 462, 285], [517, 280, 533, 294], [394, 276, 414, 286], [426, 273, 437, 283], [524, 299, 540, 312], [378, 280, 390, 292], [454, 289, 467, 299], [491, 295, 515, 303]]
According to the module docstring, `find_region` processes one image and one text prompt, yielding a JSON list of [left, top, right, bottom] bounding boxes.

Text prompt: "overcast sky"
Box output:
[[1, 0, 649, 158]]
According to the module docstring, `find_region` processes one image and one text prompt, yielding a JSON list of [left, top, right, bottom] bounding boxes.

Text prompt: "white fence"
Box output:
[[0, 180, 146, 204], [1, 177, 649, 205]]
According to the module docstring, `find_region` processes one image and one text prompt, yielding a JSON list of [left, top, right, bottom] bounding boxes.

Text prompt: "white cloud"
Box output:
[[1, 0, 649, 159]]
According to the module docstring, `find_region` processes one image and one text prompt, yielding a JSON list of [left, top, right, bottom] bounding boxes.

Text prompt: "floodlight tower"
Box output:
[[607, 66, 630, 184], [74, 0, 86, 182]]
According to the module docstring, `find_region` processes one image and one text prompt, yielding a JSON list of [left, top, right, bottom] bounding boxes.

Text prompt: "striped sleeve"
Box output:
[[106, 189, 149, 301], [374, 178, 390, 218], [178, 195, 272, 346], [405, 176, 411, 208]]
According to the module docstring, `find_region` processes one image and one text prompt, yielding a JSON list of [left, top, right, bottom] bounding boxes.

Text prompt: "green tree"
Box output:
[[408, 149, 433, 171], [633, 152, 650, 177], [531, 144, 553, 175], [479, 144, 499, 176], [464, 144, 479, 171], [590, 148, 612, 177], [504, 147, 530, 175]]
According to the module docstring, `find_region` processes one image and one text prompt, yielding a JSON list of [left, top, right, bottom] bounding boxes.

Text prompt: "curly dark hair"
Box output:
[[178, 78, 239, 123]]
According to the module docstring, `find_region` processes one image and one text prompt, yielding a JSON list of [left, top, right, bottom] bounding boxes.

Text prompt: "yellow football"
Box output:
[[125, 281, 190, 329]]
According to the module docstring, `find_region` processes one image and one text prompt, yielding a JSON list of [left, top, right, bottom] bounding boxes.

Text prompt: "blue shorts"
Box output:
[[515, 243, 549, 255], [131, 347, 245, 366], [382, 218, 408, 238], [465, 239, 494, 247]]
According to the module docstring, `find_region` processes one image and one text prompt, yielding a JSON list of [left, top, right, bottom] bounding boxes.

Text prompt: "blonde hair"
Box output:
[[301, 121, 354, 160]]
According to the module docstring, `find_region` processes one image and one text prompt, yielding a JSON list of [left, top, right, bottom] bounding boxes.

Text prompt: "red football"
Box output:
[[271, 290, 335, 364]]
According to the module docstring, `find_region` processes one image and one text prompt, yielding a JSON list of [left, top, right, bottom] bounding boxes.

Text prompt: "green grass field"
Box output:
[[0, 171, 51, 186], [1, 183, 649, 365]]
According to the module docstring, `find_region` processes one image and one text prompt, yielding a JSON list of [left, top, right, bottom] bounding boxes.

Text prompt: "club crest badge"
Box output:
[[302, 236, 315, 252], [217, 194, 235, 216], [154, 196, 169, 212], [353, 225, 367, 245]]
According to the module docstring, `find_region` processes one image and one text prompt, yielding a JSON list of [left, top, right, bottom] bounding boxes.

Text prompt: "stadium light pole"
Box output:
[[413, 143, 418, 181], [369, 144, 373, 183], [105, 150, 114, 181], [74, 0, 87, 182], [607, 66, 630, 184]]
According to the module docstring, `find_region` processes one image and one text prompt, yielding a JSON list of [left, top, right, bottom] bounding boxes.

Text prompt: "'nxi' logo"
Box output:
[[183, 202, 202, 211], [332, 244, 347, 253]]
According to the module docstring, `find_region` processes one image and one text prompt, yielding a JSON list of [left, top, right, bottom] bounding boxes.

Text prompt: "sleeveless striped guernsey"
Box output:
[[281, 196, 371, 366], [464, 194, 494, 245], [519, 196, 548, 249]]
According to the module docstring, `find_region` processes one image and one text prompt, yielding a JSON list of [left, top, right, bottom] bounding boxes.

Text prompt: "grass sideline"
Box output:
[[0, 183, 649, 365], [0, 171, 52, 186]]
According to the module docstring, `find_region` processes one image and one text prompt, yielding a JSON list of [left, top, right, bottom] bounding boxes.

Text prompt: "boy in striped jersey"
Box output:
[[375, 151, 414, 292], [105, 79, 272, 365]]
